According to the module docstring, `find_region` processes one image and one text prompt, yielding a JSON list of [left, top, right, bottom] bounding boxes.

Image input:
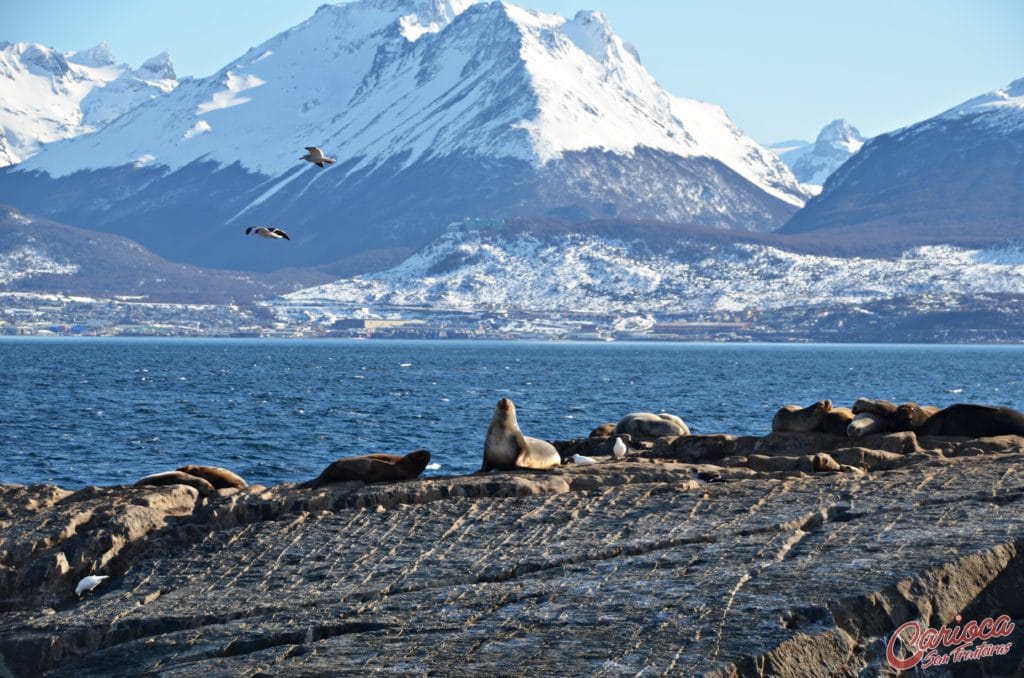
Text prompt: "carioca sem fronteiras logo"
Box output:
[[886, 614, 1015, 670]]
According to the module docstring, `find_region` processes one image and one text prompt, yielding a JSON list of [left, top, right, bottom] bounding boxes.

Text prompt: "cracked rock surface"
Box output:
[[2, 433, 1023, 676]]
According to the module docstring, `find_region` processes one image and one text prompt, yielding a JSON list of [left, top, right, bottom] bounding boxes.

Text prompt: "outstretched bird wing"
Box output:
[[272, 228, 291, 240]]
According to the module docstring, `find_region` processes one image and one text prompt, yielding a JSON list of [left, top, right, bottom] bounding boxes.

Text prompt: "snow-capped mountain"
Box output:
[[770, 119, 865, 191], [0, 41, 178, 167], [0, 0, 808, 276], [282, 229, 1024, 314], [783, 78, 1024, 241]]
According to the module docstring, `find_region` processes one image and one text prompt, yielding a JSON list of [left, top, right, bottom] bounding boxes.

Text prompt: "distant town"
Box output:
[[2, 290, 1022, 343]]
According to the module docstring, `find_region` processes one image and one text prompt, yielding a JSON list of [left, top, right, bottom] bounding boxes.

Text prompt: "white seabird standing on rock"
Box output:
[[76, 574, 109, 596], [245, 226, 291, 240], [300, 146, 335, 168], [613, 436, 627, 460]]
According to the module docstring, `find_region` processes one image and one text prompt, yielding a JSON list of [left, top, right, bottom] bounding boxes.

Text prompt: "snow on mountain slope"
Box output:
[[937, 77, 1024, 131], [284, 231, 1024, 314], [0, 41, 178, 166], [770, 119, 865, 190], [13, 0, 806, 208]]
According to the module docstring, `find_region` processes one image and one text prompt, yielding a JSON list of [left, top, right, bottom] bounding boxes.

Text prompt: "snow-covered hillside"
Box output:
[[283, 230, 1024, 314], [770, 119, 865, 190], [11, 0, 805, 205], [0, 41, 178, 167]]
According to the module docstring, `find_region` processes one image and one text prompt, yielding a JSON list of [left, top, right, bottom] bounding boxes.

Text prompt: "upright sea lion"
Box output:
[[299, 450, 431, 489], [135, 471, 215, 497], [177, 465, 248, 490], [916, 404, 1024, 438], [482, 398, 561, 471], [890, 403, 940, 432], [821, 407, 855, 436], [771, 400, 832, 433], [615, 412, 690, 439]]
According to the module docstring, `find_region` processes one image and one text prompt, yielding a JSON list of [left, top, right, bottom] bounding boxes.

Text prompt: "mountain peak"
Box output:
[[814, 119, 864, 153], [68, 42, 118, 68], [136, 51, 176, 80], [939, 76, 1024, 130]]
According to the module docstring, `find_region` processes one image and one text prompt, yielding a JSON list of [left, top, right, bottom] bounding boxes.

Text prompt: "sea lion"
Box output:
[[135, 471, 215, 497], [852, 398, 898, 417], [890, 403, 940, 432], [177, 465, 248, 490], [614, 412, 690, 439], [821, 407, 855, 436], [847, 412, 891, 439], [771, 400, 832, 433], [482, 398, 561, 471], [589, 423, 616, 437], [915, 404, 1024, 438], [299, 450, 431, 489]]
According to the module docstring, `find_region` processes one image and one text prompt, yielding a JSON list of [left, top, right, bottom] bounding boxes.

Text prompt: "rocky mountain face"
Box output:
[[772, 119, 865, 190], [782, 78, 1024, 242], [0, 41, 178, 167], [0, 0, 807, 275]]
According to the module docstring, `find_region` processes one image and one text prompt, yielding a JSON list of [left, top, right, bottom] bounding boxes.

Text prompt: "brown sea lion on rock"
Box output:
[[821, 407, 855, 436], [482, 398, 562, 471], [852, 398, 898, 417], [615, 412, 690, 439], [177, 465, 248, 490], [135, 471, 215, 497], [916, 404, 1024, 438], [589, 423, 616, 438], [299, 450, 431, 489], [771, 400, 832, 433], [891, 403, 940, 432]]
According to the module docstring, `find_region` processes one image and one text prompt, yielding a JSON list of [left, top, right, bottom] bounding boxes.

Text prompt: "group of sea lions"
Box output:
[[135, 465, 249, 496], [772, 398, 1024, 439], [134, 396, 1024, 494]]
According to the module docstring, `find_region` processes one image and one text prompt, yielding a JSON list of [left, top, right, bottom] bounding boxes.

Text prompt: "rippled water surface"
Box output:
[[2, 338, 1023, 488]]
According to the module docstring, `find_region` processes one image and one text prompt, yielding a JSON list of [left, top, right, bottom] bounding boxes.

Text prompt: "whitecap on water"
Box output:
[[400, 363, 412, 368], [426, 463, 441, 470], [946, 388, 964, 394]]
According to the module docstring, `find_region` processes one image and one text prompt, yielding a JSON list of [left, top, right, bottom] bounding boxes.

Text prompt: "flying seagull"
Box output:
[[245, 226, 290, 240], [76, 574, 109, 596], [300, 146, 335, 168]]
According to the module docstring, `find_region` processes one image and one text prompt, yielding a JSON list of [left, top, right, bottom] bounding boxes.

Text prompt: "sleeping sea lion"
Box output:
[[177, 465, 248, 490], [771, 400, 832, 433], [615, 412, 690, 439], [852, 398, 898, 417], [589, 423, 616, 438], [821, 407, 855, 436], [847, 412, 891, 439], [482, 398, 561, 471], [915, 404, 1024, 438], [299, 450, 431, 489], [135, 471, 215, 497]]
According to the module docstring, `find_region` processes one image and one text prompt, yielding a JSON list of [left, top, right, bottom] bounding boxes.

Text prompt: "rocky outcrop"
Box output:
[[2, 433, 1023, 676]]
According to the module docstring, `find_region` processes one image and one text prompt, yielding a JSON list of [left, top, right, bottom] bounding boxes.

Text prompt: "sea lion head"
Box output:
[[403, 449, 432, 473], [496, 398, 515, 414]]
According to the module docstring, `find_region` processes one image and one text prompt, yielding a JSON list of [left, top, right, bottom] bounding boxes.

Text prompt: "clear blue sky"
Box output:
[[3, 0, 1021, 143]]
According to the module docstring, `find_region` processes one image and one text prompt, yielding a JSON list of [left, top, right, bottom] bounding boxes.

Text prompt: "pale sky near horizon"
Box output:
[[2, 0, 1021, 143]]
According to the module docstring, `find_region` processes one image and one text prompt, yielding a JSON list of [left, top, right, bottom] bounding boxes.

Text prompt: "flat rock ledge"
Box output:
[[2, 433, 1024, 676]]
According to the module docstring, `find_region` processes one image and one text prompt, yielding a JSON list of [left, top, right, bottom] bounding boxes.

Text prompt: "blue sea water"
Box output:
[[1, 338, 1023, 489]]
